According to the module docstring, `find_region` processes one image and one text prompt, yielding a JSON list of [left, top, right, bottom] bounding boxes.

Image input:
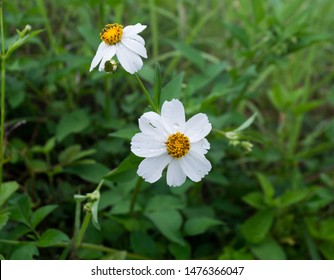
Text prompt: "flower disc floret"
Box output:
[[100, 23, 123, 45], [166, 132, 190, 158]]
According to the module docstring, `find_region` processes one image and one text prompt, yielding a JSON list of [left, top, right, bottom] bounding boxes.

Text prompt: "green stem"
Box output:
[[129, 176, 143, 215], [104, 78, 111, 121], [36, 0, 58, 54], [134, 73, 158, 112], [0, 239, 150, 260], [96, 178, 104, 192], [0, 2, 5, 188], [75, 212, 91, 249], [73, 179, 104, 250], [73, 196, 81, 245]]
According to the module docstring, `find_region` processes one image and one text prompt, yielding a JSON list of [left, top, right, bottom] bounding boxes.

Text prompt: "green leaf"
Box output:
[[292, 100, 323, 115], [289, 33, 332, 53], [188, 62, 229, 95], [101, 251, 127, 260], [154, 62, 162, 109], [219, 247, 254, 260], [268, 85, 286, 111], [32, 138, 56, 154], [44, 137, 56, 153], [7, 78, 25, 108], [234, 113, 257, 132], [28, 159, 48, 173], [0, 181, 19, 207], [56, 109, 90, 142], [250, 238, 286, 260], [104, 154, 142, 183], [110, 200, 140, 215], [59, 145, 95, 165], [10, 244, 39, 260], [306, 218, 334, 241], [242, 192, 266, 209], [65, 163, 109, 184], [169, 243, 191, 260], [109, 128, 139, 140], [184, 217, 222, 236], [160, 73, 184, 106], [146, 210, 185, 246], [256, 173, 275, 203], [225, 24, 249, 48], [91, 194, 101, 231], [277, 189, 310, 208], [130, 231, 160, 258], [319, 243, 334, 260], [171, 41, 205, 70], [58, 144, 80, 164], [0, 211, 10, 230], [6, 29, 44, 58], [306, 188, 334, 211], [38, 229, 70, 247], [251, 0, 265, 23], [241, 209, 275, 243], [145, 195, 185, 212], [9, 194, 32, 227], [31, 205, 58, 229]]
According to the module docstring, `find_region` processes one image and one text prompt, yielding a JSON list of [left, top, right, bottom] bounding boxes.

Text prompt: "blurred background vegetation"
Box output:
[[0, 0, 334, 260]]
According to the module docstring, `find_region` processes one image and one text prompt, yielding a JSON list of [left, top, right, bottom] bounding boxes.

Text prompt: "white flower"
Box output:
[[90, 23, 147, 74], [131, 99, 212, 187]]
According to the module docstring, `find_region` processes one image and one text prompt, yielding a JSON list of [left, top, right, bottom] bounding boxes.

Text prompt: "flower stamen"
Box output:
[[100, 23, 123, 45], [165, 132, 190, 159]]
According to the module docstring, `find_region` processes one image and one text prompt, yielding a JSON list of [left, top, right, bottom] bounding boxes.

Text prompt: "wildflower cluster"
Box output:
[[90, 22, 253, 187]]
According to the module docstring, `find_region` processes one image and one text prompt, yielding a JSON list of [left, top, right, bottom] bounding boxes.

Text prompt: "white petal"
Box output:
[[191, 138, 210, 155], [131, 133, 166, 158], [123, 34, 145, 46], [116, 44, 143, 74], [138, 112, 169, 140], [166, 159, 187, 187], [180, 150, 211, 182], [121, 38, 147, 58], [137, 154, 171, 183], [161, 99, 186, 133], [184, 113, 212, 142], [123, 23, 147, 36], [98, 44, 117, 71], [90, 42, 108, 71]]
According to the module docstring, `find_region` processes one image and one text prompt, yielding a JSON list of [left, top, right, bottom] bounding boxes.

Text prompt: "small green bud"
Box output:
[[229, 139, 240, 147], [225, 131, 239, 140], [86, 190, 100, 202], [17, 24, 32, 38], [74, 194, 87, 202], [241, 141, 253, 153], [104, 59, 118, 73], [83, 201, 93, 212]]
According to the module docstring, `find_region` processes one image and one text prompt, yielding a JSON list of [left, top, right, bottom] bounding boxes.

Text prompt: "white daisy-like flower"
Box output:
[[90, 23, 147, 74], [131, 99, 212, 187]]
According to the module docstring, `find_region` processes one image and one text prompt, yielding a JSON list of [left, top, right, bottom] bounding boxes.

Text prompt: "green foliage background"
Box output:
[[0, 0, 334, 260]]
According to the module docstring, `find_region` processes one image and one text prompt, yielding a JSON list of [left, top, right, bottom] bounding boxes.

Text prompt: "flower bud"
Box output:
[[104, 59, 118, 73]]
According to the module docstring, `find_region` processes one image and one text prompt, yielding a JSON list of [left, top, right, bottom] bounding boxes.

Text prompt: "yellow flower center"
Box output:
[[100, 23, 123, 45], [165, 132, 190, 159]]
